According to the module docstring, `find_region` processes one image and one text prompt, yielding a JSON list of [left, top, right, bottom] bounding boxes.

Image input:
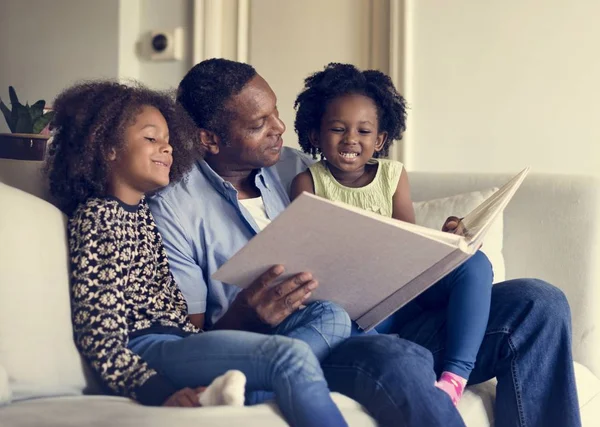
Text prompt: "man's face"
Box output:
[[216, 75, 286, 169]]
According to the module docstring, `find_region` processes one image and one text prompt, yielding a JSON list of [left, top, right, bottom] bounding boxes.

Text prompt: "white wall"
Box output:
[[5, 0, 595, 178], [0, 0, 120, 132], [405, 0, 600, 177], [0, 0, 195, 134], [248, 0, 383, 149], [137, 0, 194, 90]]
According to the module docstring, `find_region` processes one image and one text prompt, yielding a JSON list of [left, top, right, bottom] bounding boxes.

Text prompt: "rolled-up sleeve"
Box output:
[[148, 196, 208, 314]]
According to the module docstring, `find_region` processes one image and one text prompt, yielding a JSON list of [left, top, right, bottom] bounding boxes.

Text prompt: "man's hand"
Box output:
[[163, 387, 204, 407], [213, 265, 318, 331], [442, 216, 467, 236]]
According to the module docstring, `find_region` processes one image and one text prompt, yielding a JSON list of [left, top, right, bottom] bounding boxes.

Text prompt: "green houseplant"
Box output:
[[0, 86, 55, 160]]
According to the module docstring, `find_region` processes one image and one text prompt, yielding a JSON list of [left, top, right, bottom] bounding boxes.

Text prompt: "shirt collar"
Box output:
[[197, 160, 269, 195]]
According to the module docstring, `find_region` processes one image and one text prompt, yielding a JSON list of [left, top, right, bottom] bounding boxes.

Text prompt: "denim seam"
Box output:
[[309, 325, 332, 352], [438, 327, 525, 427], [322, 364, 403, 414], [256, 342, 300, 427], [506, 334, 526, 427]]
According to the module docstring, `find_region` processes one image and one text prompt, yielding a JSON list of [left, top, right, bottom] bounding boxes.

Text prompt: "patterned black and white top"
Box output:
[[68, 196, 200, 405]]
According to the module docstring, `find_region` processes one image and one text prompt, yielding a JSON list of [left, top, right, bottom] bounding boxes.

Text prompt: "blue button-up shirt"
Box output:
[[148, 147, 314, 327]]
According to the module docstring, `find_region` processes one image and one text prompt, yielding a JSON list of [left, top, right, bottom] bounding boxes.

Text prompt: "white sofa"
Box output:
[[1, 160, 599, 426]]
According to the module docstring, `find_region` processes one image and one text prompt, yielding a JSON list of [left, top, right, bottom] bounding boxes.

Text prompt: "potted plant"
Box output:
[[0, 86, 55, 160]]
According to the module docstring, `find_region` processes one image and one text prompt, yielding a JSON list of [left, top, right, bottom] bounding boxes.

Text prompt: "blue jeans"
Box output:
[[246, 300, 352, 405], [128, 331, 348, 427], [376, 251, 493, 379], [273, 300, 352, 362], [333, 279, 581, 427]]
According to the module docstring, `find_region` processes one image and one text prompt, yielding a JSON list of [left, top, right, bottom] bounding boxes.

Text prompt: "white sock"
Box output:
[[198, 370, 246, 407]]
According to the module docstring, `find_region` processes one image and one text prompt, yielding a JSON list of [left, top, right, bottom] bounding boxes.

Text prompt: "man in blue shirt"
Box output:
[[149, 59, 580, 427]]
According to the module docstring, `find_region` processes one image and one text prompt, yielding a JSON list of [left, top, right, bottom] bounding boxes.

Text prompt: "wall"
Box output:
[[137, 0, 194, 90], [0, 0, 120, 132], [405, 0, 600, 177], [248, 0, 375, 148], [248, 0, 396, 149], [4, 1, 596, 178], [0, 0, 195, 134]]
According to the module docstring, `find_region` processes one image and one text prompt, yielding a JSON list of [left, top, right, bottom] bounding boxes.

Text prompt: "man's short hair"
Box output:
[[177, 58, 257, 140]]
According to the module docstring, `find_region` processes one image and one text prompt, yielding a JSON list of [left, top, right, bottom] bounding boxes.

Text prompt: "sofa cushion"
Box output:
[[2, 363, 597, 426], [0, 159, 48, 202], [0, 364, 11, 404], [0, 183, 94, 403], [413, 188, 505, 283], [0, 392, 376, 426]]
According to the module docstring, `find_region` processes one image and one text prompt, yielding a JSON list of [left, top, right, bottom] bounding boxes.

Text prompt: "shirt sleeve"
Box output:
[[147, 195, 208, 315], [273, 147, 317, 195], [69, 208, 178, 405]]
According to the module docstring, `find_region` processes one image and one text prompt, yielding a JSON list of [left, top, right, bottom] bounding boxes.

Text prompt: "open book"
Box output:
[[213, 168, 530, 331]]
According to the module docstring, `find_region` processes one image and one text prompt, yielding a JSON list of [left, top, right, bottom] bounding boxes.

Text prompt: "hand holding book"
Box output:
[[213, 265, 317, 331], [442, 216, 467, 236]]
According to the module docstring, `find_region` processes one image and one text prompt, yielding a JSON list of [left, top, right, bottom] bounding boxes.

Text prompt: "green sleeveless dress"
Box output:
[[308, 159, 404, 217]]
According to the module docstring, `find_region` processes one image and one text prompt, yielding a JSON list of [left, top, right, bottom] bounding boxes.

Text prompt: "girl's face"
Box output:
[[311, 94, 387, 173], [109, 105, 173, 197]]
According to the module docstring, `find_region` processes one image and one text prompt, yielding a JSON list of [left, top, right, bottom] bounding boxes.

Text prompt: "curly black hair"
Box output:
[[44, 80, 201, 216], [294, 63, 407, 158], [177, 58, 256, 143]]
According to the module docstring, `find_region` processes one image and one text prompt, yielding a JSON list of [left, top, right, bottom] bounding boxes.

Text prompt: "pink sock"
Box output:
[[435, 371, 467, 406]]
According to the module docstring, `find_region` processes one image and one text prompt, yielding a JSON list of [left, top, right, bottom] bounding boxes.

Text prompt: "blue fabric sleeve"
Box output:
[[148, 195, 208, 314], [273, 147, 316, 195]]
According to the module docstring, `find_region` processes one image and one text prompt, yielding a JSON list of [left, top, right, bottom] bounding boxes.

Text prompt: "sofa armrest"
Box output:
[[0, 159, 48, 202], [408, 172, 600, 377]]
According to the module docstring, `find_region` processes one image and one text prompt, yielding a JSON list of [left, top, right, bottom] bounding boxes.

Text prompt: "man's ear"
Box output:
[[374, 131, 388, 153], [308, 129, 320, 148], [199, 129, 220, 155]]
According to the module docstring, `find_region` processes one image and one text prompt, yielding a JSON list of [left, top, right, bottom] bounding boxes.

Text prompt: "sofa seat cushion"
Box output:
[[0, 392, 376, 427], [3, 362, 597, 427]]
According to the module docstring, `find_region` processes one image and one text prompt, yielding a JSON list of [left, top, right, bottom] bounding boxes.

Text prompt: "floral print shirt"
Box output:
[[68, 197, 199, 405]]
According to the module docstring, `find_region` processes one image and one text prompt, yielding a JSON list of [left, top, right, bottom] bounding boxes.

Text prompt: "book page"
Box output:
[[326, 196, 468, 249], [462, 167, 530, 249], [212, 168, 528, 326], [213, 193, 467, 320]]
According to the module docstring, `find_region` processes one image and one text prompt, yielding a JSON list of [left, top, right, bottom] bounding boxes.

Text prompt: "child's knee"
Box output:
[[466, 251, 494, 283], [266, 336, 323, 378], [310, 301, 352, 342]]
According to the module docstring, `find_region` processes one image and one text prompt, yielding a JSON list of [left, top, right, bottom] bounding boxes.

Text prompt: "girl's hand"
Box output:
[[442, 216, 467, 236], [163, 388, 202, 407], [442, 216, 484, 249]]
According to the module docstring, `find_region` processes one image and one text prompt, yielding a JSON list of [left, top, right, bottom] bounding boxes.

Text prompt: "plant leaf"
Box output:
[[33, 110, 54, 134], [0, 98, 15, 132], [29, 100, 45, 123], [9, 86, 22, 131], [8, 86, 20, 106], [14, 104, 33, 133]]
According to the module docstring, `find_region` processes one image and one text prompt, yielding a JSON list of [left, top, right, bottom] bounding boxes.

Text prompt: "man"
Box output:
[[148, 58, 580, 427]]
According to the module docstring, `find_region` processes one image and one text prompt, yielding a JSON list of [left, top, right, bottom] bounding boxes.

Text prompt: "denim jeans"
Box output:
[[246, 300, 352, 405], [274, 300, 352, 361], [128, 330, 348, 427], [332, 279, 581, 427], [377, 251, 493, 379]]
